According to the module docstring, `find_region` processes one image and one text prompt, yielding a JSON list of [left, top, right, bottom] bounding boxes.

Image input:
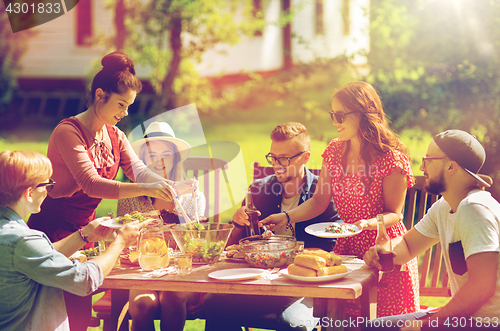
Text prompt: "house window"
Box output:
[[76, 0, 92, 46], [253, 0, 263, 36], [343, 0, 350, 35]]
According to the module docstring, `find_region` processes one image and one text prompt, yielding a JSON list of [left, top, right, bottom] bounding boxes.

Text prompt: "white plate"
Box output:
[[208, 268, 266, 281], [340, 255, 365, 264], [225, 257, 248, 263], [305, 222, 361, 238], [100, 218, 123, 229], [280, 268, 352, 282]]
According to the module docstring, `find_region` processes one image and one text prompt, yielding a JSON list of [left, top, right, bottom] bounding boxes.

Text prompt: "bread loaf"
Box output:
[[294, 254, 326, 270], [288, 264, 317, 277], [303, 249, 342, 266], [317, 265, 348, 277]]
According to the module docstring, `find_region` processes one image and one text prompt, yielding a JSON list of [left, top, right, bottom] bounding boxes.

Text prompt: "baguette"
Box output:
[[288, 264, 317, 277], [303, 249, 342, 266], [317, 265, 348, 277], [226, 244, 240, 251], [294, 254, 326, 270]]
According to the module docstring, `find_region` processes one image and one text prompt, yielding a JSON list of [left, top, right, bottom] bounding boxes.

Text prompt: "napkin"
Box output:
[[142, 266, 178, 278]]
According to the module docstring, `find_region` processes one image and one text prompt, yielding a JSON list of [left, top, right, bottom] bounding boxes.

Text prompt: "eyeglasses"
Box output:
[[421, 157, 445, 168], [328, 110, 358, 124], [265, 151, 306, 167], [35, 178, 56, 192]]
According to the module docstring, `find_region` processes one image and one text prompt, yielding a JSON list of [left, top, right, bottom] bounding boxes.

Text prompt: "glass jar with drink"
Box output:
[[138, 219, 170, 271]]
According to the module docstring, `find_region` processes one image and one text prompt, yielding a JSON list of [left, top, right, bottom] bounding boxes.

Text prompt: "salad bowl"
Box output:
[[239, 235, 296, 268], [169, 223, 234, 264]]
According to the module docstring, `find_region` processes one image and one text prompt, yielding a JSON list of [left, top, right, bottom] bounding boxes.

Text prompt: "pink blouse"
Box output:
[[47, 117, 150, 199]]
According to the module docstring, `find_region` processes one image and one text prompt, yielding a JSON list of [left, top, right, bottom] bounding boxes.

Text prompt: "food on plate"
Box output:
[[116, 212, 151, 224], [288, 264, 317, 277], [294, 254, 326, 270], [287, 253, 349, 277], [303, 249, 342, 266], [128, 251, 139, 263], [69, 252, 87, 263], [317, 265, 348, 277], [226, 244, 240, 251], [325, 222, 357, 234], [225, 244, 245, 259], [81, 247, 99, 258]]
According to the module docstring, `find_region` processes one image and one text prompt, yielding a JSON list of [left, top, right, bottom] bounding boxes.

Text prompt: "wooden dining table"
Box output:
[[101, 257, 379, 331]]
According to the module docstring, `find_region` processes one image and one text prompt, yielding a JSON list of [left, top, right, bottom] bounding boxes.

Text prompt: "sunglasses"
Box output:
[[36, 178, 56, 192], [421, 157, 446, 168], [329, 110, 358, 124]]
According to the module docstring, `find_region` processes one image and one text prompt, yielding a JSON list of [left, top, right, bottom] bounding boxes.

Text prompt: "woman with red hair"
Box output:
[[262, 81, 419, 317]]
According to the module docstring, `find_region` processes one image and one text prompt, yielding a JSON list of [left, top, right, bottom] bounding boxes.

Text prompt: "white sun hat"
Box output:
[[131, 122, 191, 161]]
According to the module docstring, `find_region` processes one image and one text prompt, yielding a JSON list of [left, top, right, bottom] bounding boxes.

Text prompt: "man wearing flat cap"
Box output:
[[364, 129, 500, 325]]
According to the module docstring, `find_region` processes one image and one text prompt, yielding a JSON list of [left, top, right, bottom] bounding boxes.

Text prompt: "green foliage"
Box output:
[[367, 0, 500, 199], [98, 0, 270, 113], [0, 6, 32, 113]]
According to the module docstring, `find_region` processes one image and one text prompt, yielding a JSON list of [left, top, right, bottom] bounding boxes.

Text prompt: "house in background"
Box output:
[[12, 0, 369, 119]]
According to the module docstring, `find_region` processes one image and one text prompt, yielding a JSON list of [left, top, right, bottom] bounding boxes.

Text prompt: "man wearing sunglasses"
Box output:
[[364, 130, 500, 328], [204, 123, 341, 331], [0, 150, 147, 331]]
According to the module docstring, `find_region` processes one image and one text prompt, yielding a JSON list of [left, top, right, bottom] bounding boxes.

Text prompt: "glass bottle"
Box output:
[[375, 214, 394, 272], [138, 219, 170, 271], [245, 188, 260, 236]]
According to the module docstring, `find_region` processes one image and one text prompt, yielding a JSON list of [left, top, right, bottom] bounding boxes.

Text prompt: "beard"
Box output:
[[276, 174, 293, 183], [424, 170, 446, 195]]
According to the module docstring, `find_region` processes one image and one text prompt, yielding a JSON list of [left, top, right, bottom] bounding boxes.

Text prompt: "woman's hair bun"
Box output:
[[101, 51, 136, 75]]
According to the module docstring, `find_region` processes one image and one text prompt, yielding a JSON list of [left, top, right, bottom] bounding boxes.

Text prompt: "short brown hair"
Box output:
[[270, 122, 311, 151], [0, 150, 52, 207]]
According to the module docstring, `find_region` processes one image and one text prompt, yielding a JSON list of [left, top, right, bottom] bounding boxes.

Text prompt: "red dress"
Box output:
[[322, 139, 420, 317]]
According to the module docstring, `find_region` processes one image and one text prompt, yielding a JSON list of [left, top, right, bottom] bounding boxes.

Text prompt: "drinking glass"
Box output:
[[295, 241, 305, 255], [138, 220, 170, 271], [176, 254, 193, 275]]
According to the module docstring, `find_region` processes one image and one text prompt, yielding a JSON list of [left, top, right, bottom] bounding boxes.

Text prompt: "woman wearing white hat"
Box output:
[[118, 121, 206, 331]]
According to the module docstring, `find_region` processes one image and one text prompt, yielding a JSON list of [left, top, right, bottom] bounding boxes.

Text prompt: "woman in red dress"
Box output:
[[262, 81, 419, 317], [27, 52, 196, 330]]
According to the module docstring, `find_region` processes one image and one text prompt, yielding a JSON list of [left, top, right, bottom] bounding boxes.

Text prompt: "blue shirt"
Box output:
[[0, 206, 103, 331], [249, 167, 342, 251]]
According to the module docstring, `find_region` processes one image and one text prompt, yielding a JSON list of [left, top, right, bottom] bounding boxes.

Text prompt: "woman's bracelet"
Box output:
[[283, 211, 295, 237], [78, 228, 90, 244]]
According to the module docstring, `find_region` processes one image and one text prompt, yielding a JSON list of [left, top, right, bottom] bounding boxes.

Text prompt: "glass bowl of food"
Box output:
[[169, 223, 234, 264], [239, 235, 296, 268]]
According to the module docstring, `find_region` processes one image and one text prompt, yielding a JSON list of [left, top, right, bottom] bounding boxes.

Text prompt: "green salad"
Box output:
[[181, 224, 225, 263], [81, 247, 99, 257], [116, 212, 150, 224]]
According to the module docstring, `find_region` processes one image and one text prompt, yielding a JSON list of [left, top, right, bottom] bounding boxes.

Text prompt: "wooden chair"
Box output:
[[404, 176, 452, 305], [184, 156, 229, 223], [92, 156, 229, 331]]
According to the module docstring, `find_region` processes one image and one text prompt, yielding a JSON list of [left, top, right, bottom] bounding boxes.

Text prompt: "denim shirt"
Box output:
[[249, 167, 342, 251], [0, 206, 103, 331]]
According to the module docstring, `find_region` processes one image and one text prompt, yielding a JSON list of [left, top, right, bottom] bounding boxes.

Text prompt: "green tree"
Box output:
[[99, 0, 267, 113], [367, 0, 500, 199]]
